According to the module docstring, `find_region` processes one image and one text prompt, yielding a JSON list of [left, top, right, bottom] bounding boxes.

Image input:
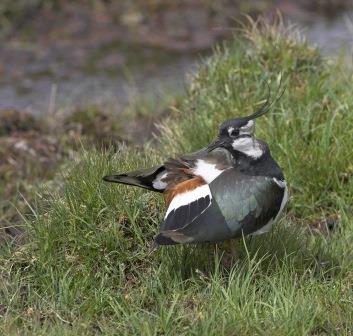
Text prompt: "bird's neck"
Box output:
[[233, 144, 284, 180]]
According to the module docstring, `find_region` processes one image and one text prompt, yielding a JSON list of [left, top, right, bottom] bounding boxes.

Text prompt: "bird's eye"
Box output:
[[229, 129, 239, 137]]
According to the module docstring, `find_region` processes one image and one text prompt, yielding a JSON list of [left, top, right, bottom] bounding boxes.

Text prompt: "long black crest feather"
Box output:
[[245, 76, 286, 121]]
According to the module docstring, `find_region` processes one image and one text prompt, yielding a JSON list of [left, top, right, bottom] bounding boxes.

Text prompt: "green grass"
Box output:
[[1, 19, 353, 335]]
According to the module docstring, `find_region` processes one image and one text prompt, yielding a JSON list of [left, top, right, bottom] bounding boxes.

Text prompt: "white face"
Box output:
[[231, 136, 264, 159]]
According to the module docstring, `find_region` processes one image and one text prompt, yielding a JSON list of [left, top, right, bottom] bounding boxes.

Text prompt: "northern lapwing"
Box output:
[[103, 93, 288, 247]]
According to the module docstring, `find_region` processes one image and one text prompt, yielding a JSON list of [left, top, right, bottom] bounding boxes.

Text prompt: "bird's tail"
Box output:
[[103, 165, 166, 192], [103, 174, 142, 186]]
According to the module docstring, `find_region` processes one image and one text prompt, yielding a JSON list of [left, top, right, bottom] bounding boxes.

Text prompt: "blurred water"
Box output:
[[1, 11, 353, 116], [0, 55, 199, 115], [292, 12, 353, 54]]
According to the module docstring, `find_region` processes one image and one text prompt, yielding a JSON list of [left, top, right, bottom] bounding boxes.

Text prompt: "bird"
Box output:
[[103, 92, 288, 248]]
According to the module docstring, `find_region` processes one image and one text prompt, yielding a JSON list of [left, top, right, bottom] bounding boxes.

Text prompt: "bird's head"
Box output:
[[207, 81, 284, 159], [218, 117, 255, 139], [207, 109, 264, 159]]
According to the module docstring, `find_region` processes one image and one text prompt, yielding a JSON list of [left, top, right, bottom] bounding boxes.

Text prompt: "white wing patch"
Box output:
[[152, 171, 168, 190], [165, 184, 212, 218], [192, 159, 224, 184]]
